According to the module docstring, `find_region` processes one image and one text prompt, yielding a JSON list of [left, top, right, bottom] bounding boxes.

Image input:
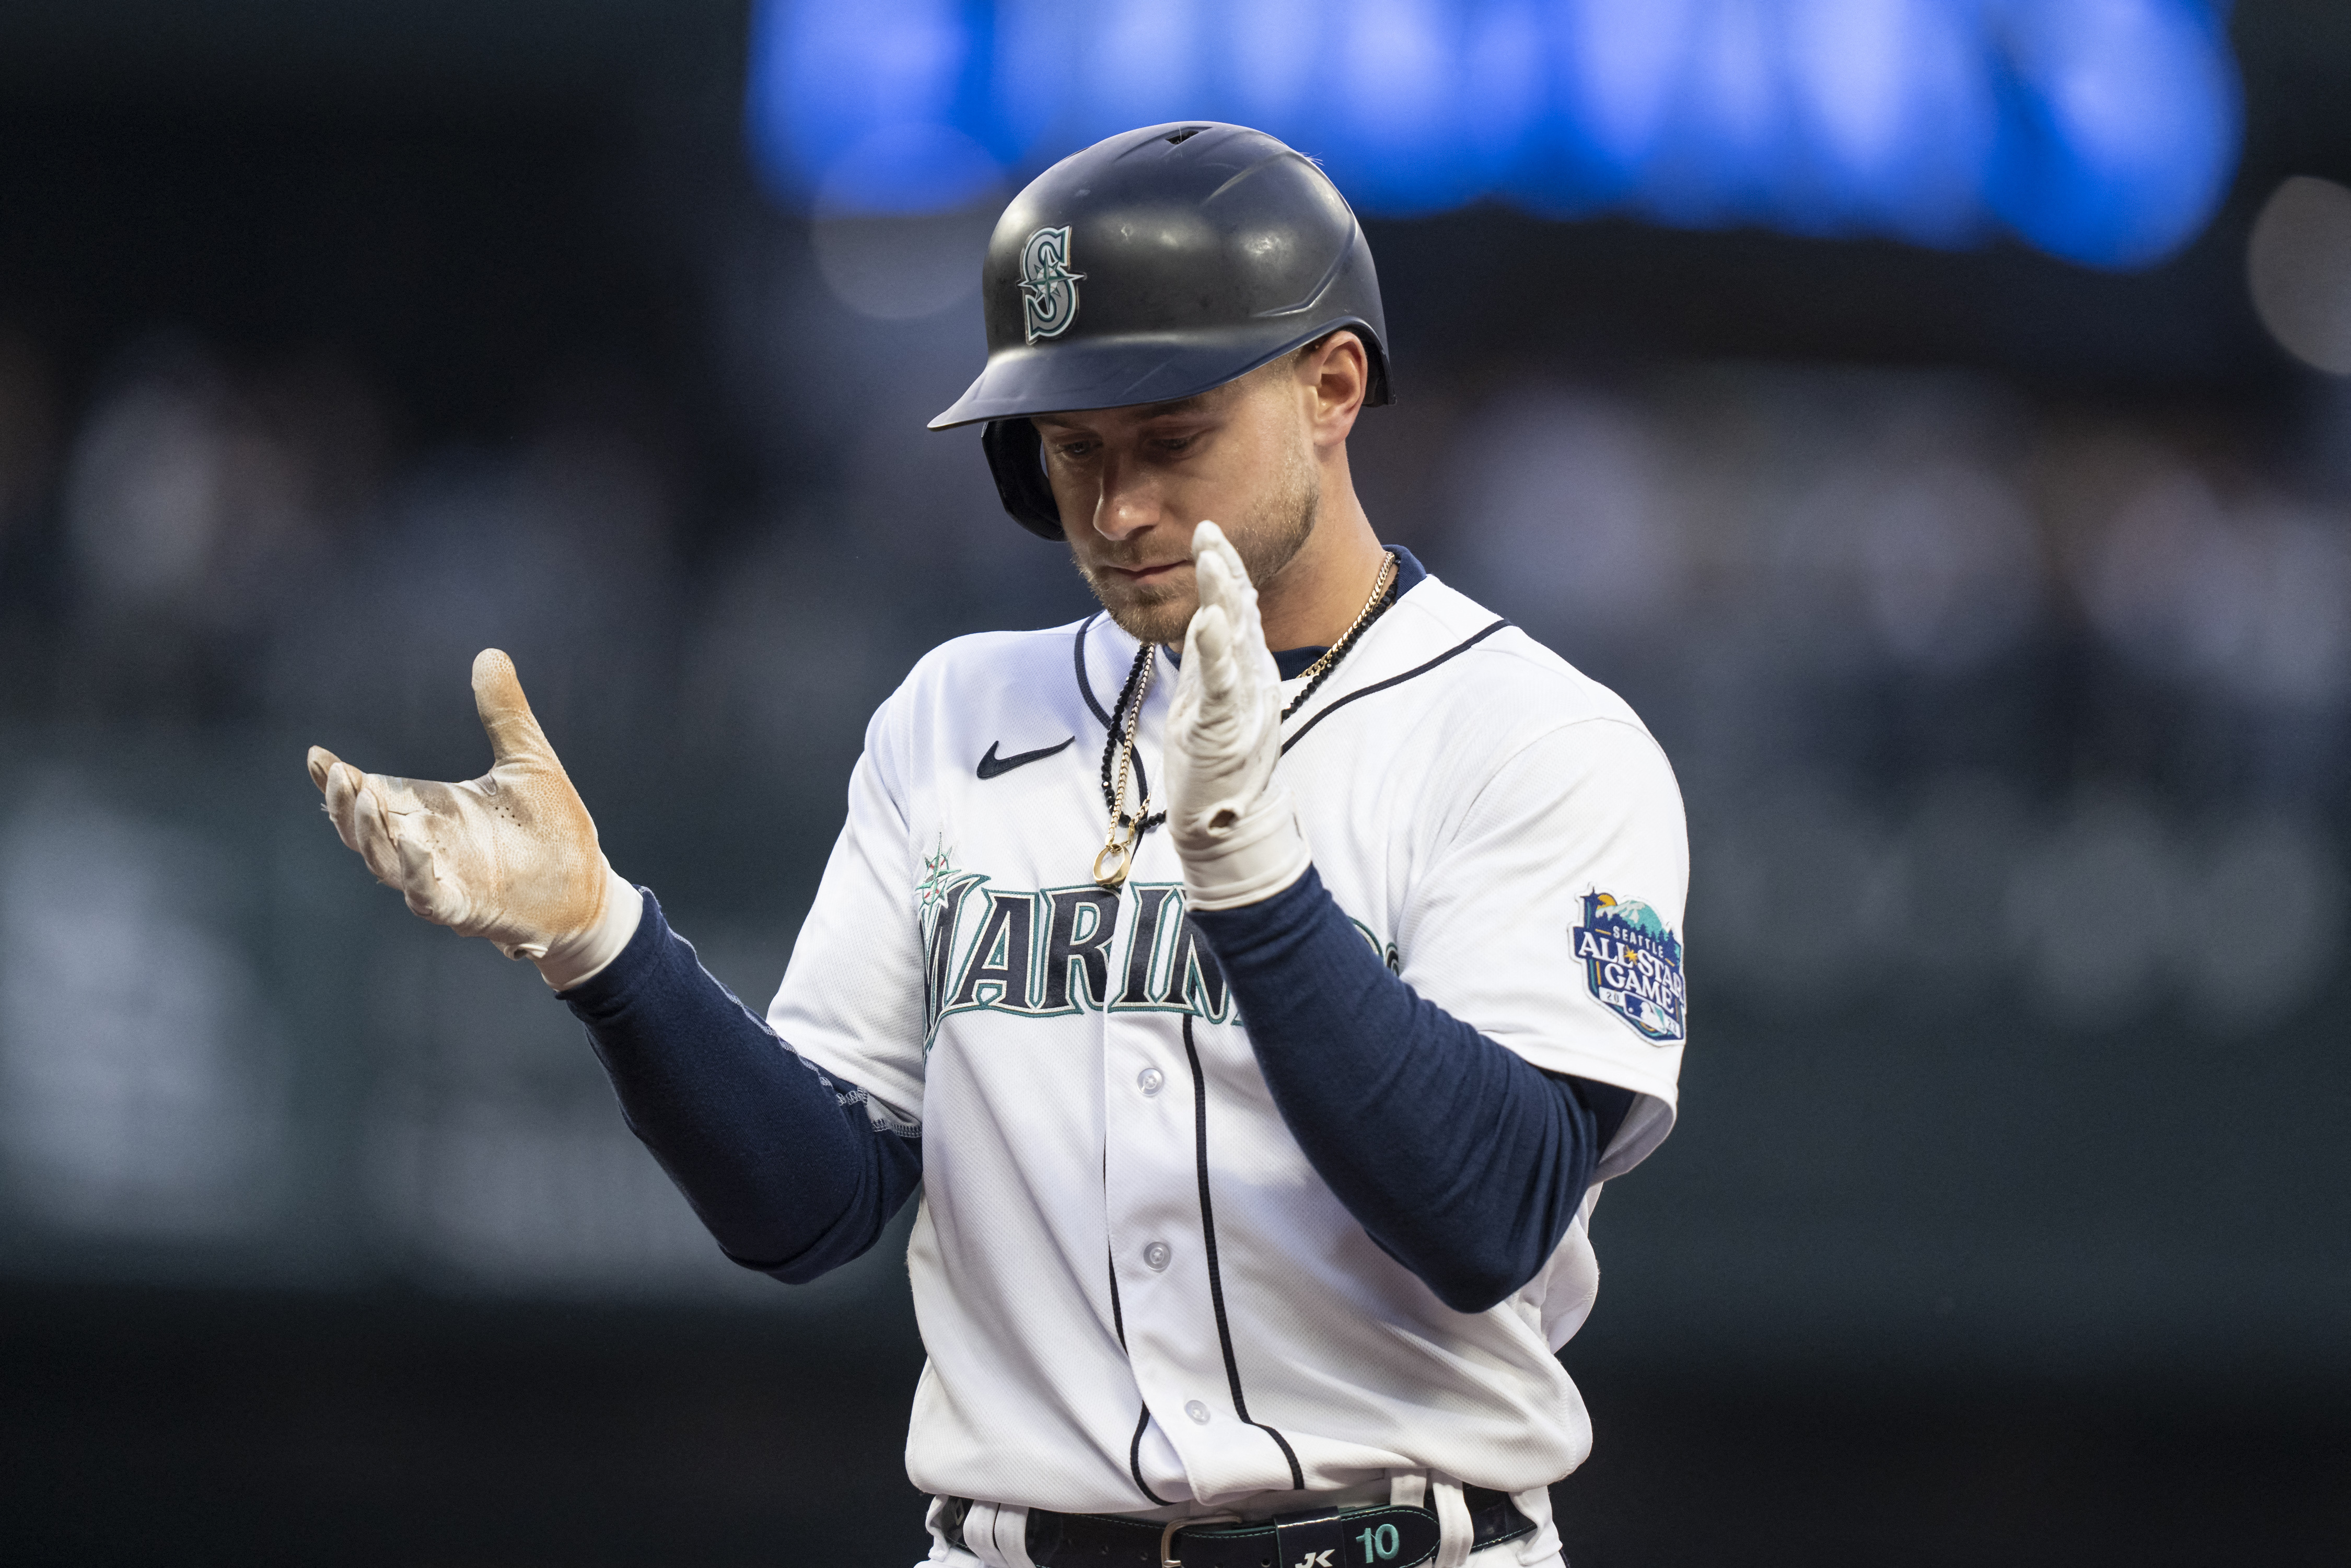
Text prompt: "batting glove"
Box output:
[[1165, 520, 1313, 910], [306, 649, 641, 990]]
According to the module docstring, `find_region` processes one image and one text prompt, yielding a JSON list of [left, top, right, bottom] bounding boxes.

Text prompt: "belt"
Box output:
[[939, 1487, 1535, 1568]]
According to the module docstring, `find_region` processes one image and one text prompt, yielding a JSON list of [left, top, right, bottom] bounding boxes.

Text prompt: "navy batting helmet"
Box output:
[[929, 122, 1392, 540]]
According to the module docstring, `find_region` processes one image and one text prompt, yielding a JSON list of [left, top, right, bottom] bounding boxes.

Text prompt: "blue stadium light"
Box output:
[[1985, 0, 2242, 268], [743, 0, 2241, 269]]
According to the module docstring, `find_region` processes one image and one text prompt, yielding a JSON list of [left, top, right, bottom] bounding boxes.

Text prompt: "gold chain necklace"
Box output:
[[1280, 550, 1398, 720]]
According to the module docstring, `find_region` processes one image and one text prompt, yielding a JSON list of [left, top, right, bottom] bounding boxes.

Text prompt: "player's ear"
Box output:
[[1302, 330, 1368, 447]]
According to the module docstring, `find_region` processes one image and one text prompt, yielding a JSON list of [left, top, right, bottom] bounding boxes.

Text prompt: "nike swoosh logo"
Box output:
[[976, 736, 1076, 780]]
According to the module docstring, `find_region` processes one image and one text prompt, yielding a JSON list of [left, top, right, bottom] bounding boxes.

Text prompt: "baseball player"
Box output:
[[306, 124, 1687, 1568]]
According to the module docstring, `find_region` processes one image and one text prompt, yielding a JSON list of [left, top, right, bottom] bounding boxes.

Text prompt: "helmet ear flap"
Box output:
[[983, 419, 1066, 540]]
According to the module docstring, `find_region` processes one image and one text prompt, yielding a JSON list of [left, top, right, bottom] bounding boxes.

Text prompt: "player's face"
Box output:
[[1035, 355, 1320, 646]]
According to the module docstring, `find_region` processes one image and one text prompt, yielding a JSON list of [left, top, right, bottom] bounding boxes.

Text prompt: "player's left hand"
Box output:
[[1165, 520, 1312, 909]]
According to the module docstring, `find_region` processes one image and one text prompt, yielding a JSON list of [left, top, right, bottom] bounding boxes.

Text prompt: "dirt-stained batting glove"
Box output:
[[305, 649, 642, 990], [1165, 520, 1313, 910]]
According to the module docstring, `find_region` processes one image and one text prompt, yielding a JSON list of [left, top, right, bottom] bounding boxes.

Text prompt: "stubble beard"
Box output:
[[1075, 440, 1322, 647]]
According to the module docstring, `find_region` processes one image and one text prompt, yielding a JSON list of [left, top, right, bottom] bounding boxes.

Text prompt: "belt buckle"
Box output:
[[1159, 1512, 1240, 1567]]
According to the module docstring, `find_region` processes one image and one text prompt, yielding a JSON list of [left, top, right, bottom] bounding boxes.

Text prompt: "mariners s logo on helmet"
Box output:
[[1018, 226, 1085, 344]]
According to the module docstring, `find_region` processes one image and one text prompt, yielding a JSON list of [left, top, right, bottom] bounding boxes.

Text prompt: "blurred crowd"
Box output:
[[1423, 369, 2351, 1034], [1, 259, 2346, 1296]]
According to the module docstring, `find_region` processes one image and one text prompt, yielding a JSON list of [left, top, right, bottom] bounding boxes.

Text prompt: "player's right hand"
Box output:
[[305, 649, 641, 989]]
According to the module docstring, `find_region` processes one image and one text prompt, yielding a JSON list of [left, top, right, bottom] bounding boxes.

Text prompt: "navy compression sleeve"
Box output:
[[557, 890, 921, 1283], [1190, 867, 1635, 1314]]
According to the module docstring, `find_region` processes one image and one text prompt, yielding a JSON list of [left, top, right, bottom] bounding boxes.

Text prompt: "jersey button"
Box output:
[[1136, 1067, 1165, 1097], [1143, 1241, 1172, 1272], [1184, 1400, 1212, 1425]]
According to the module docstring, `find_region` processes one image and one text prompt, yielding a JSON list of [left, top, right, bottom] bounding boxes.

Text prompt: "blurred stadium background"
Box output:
[[2, 2, 2348, 1563]]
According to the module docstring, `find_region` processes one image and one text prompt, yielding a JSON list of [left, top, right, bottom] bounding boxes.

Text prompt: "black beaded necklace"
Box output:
[[1097, 644, 1167, 838]]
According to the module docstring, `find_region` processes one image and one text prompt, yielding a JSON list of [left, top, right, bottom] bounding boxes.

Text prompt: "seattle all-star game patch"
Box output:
[[1574, 891, 1685, 1044]]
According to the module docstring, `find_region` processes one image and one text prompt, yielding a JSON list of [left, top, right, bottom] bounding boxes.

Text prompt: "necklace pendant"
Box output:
[[1092, 836, 1135, 889]]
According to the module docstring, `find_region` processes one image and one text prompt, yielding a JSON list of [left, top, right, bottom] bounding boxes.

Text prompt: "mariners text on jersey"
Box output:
[[921, 874, 1233, 1035]]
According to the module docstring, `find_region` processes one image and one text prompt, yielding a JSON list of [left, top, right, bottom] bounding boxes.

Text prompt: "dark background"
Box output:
[[2, 3, 2348, 1564]]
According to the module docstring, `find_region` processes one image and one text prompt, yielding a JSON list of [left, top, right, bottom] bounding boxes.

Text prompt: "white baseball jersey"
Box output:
[[770, 570, 1687, 1531]]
